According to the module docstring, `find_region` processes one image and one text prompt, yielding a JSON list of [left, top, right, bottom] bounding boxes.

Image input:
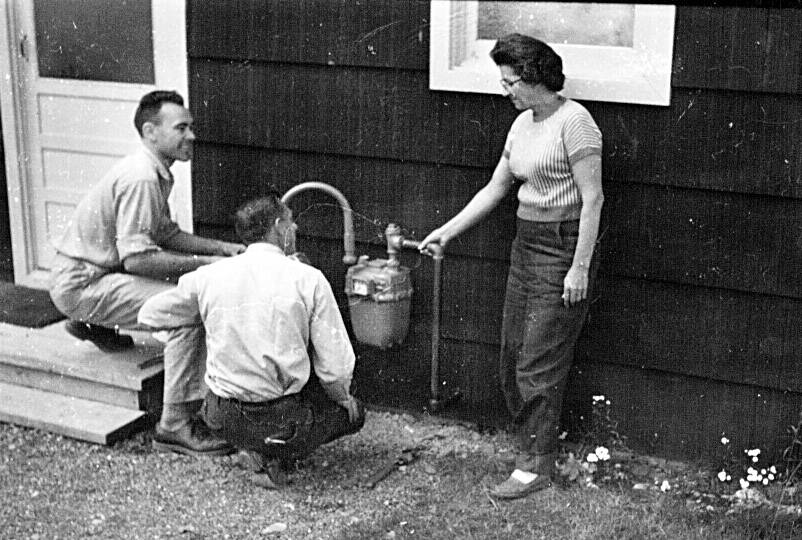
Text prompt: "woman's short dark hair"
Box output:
[[490, 33, 565, 92], [235, 191, 285, 245], [133, 90, 185, 136]]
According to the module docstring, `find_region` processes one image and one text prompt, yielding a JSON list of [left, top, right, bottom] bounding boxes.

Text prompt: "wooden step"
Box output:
[[0, 322, 164, 410], [0, 381, 147, 445]]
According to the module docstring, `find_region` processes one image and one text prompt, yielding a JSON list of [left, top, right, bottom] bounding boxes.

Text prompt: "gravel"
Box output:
[[6, 409, 793, 539], [0, 410, 517, 539]]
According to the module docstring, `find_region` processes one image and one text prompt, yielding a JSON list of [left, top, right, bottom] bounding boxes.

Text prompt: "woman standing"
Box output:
[[419, 33, 603, 499]]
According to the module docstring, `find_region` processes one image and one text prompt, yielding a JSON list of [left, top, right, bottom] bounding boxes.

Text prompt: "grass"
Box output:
[[1, 411, 801, 539]]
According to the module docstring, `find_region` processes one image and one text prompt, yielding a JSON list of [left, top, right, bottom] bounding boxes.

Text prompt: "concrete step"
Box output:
[[0, 381, 147, 445], [0, 321, 163, 411]]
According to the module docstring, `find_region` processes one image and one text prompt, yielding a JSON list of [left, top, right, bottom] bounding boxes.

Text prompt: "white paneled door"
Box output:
[[0, 0, 191, 287]]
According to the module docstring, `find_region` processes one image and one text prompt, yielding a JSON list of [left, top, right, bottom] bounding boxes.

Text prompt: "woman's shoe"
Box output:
[[491, 469, 551, 499]]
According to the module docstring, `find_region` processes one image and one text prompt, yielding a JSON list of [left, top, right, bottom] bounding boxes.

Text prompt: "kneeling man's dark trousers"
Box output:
[[201, 379, 363, 462]]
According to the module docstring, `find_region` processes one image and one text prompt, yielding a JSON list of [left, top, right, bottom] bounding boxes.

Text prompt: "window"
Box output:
[[430, 1, 676, 106], [34, 0, 154, 84]]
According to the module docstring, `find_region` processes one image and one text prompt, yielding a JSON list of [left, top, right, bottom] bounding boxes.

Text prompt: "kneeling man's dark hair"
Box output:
[[235, 191, 285, 245]]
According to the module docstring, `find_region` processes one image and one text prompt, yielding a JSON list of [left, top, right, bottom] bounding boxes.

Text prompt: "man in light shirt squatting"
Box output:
[[139, 193, 364, 488]]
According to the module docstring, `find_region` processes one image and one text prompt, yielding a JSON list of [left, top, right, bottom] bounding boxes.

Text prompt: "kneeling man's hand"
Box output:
[[218, 241, 246, 256]]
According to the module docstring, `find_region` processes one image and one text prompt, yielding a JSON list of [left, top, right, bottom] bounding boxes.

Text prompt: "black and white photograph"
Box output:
[[1, 0, 801, 538]]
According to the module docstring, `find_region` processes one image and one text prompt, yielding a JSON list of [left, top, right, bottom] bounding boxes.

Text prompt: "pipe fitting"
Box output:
[[385, 223, 444, 260], [384, 223, 403, 266]]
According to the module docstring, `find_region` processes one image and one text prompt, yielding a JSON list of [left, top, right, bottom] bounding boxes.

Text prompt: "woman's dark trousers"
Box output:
[[500, 219, 597, 474]]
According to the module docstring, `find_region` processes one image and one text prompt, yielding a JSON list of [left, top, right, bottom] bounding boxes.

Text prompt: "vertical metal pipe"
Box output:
[[429, 253, 443, 410], [385, 226, 449, 412]]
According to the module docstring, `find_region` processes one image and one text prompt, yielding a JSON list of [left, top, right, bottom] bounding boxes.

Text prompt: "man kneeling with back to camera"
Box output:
[[138, 193, 364, 488]]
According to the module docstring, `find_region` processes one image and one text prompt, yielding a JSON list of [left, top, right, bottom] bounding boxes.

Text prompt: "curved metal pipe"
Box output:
[[281, 181, 357, 265]]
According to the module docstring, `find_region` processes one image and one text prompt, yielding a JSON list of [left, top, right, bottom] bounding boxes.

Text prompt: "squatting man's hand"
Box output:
[[288, 252, 311, 265], [338, 396, 362, 423]]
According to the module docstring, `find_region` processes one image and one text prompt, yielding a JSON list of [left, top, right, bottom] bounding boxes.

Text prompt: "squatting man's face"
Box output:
[[276, 207, 298, 255]]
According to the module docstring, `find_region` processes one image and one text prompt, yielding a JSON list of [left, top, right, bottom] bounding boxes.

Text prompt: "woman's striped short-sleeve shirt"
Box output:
[[502, 99, 602, 222]]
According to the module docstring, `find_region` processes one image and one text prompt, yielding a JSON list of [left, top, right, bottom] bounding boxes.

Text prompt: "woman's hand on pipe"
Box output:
[[418, 228, 447, 254], [562, 264, 589, 307]]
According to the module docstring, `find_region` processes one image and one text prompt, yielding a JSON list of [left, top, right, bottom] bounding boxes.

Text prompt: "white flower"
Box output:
[[717, 470, 728, 482], [746, 448, 761, 457], [768, 474, 775, 481], [592, 395, 605, 402], [726, 474, 732, 481], [586, 453, 599, 463], [760, 469, 767, 475], [594, 446, 610, 461], [660, 480, 671, 492], [739, 478, 750, 489], [721, 437, 730, 445], [762, 478, 769, 485], [752, 457, 759, 463], [747, 467, 757, 475], [770, 466, 777, 474]]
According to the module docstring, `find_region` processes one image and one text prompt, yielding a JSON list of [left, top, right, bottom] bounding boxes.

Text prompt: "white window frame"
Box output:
[[430, 1, 676, 106]]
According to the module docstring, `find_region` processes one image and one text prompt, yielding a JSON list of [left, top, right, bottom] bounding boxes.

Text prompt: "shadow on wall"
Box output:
[[0, 112, 12, 282]]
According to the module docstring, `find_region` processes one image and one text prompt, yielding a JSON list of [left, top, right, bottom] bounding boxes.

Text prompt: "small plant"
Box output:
[[783, 410, 802, 484], [585, 395, 629, 453], [715, 437, 779, 492], [556, 395, 630, 487]]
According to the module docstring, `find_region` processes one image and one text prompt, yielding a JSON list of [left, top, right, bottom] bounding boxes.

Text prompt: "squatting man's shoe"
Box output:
[[65, 320, 134, 353], [235, 450, 289, 490], [152, 417, 234, 457]]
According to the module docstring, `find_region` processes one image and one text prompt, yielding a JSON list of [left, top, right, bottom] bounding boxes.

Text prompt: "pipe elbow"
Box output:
[[281, 181, 356, 265]]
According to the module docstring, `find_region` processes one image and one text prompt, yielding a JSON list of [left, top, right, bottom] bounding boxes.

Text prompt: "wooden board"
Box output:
[[188, 60, 510, 169], [0, 362, 141, 409], [673, 7, 802, 93], [187, 0, 429, 70], [0, 382, 146, 445], [0, 322, 163, 390], [578, 275, 802, 393], [600, 182, 802, 298]]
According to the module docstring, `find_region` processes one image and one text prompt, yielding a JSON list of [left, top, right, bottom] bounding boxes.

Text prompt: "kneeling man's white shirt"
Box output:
[[139, 243, 355, 403]]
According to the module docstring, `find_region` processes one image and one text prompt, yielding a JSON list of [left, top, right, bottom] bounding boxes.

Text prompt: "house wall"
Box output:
[[186, 1, 802, 461]]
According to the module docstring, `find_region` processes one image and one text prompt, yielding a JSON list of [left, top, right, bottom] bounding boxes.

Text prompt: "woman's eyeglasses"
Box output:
[[500, 77, 523, 89]]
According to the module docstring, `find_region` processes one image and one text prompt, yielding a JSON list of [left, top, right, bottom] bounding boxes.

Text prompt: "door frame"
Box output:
[[0, 0, 192, 287]]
